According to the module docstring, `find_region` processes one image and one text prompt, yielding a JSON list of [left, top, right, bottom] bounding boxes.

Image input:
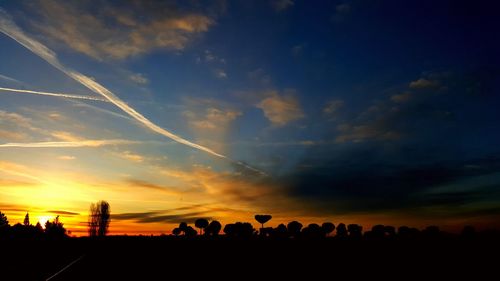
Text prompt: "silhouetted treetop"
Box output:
[[0, 211, 8, 227], [287, 221, 303, 238], [205, 220, 222, 236], [195, 218, 209, 235]]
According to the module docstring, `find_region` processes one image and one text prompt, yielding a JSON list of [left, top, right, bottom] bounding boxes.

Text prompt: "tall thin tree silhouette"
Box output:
[[23, 212, 30, 226], [89, 200, 111, 237]]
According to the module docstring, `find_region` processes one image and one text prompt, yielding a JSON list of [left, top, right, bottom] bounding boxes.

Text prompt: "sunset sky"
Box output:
[[0, 0, 499, 235]]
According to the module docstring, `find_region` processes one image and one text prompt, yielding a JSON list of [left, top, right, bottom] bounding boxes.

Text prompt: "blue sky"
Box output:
[[0, 0, 499, 234]]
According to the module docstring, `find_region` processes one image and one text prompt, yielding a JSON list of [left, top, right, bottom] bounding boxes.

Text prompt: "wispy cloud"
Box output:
[[323, 99, 344, 117], [271, 0, 294, 12], [57, 155, 76, 160], [409, 78, 440, 89], [118, 151, 144, 163], [129, 73, 149, 85], [0, 139, 139, 148]]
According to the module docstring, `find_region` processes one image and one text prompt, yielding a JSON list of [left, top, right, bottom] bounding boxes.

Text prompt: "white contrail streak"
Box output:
[[0, 10, 265, 174], [0, 139, 139, 148], [0, 86, 109, 102], [0, 74, 21, 84]]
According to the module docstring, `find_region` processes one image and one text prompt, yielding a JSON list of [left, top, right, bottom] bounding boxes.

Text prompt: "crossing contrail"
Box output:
[[0, 10, 265, 175], [0, 86, 109, 102]]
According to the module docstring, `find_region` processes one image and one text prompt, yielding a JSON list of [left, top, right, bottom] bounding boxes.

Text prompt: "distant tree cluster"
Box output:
[[170, 214, 486, 241], [173, 219, 222, 237], [0, 211, 67, 239]]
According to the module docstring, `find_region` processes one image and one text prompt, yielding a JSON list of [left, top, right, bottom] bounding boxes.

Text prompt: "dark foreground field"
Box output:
[[2, 235, 500, 280]]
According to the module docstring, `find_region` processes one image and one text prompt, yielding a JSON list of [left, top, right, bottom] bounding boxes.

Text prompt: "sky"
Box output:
[[0, 0, 499, 235]]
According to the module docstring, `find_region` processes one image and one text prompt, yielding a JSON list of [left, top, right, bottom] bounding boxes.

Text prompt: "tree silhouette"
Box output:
[[172, 228, 181, 236], [195, 218, 209, 235], [23, 212, 30, 226], [45, 216, 67, 238], [0, 211, 8, 227], [255, 215, 272, 232], [274, 224, 288, 238], [224, 222, 254, 238], [89, 200, 110, 237], [336, 223, 347, 238], [205, 220, 222, 236], [287, 221, 303, 238], [35, 222, 43, 235], [321, 222, 335, 236], [302, 223, 323, 239], [347, 224, 362, 239]]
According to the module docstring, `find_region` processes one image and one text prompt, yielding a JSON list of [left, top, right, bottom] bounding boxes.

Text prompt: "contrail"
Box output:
[[0, 10, 265, 174], [0, 139, 139, 148], [0, 86, 109, 102], [0, 74, 21, 84]]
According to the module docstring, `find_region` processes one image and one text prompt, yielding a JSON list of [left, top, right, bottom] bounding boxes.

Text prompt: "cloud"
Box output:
[[272, 0, 294, 12], [214, 69, 228, 79], [291, 44, 304, 56], [0, 110, 38, 141], [57, 155, 76, 160], [125, 179, 176, 192], [199, 50, 226, 64], [24, 0, 214, 60], [118, 151, 144, 163], [0, 139, 139, 148], [186, 107, 241, 131], [323, 99, 344, 116], [332, 3, 351, 22], [247, 68, 272, 86], [335, 123, 400, 143], [113, 211, 208, 224], [390, 92, 412, 103], [129, 73, 149, 85], [47, 210, 79, 216], [409, 78, 440, 89], [256, 90, 305, 126]]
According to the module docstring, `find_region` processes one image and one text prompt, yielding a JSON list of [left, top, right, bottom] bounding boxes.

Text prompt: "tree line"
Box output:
[[1, 203, 496, 240]]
